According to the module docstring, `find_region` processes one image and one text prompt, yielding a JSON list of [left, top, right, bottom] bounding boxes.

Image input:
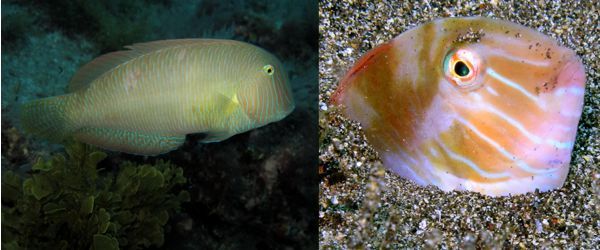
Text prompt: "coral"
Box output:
[[1, 142, 190, 250]]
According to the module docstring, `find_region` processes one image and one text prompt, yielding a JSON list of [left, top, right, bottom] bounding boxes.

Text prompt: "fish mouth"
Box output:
[[331, 42, 394, 106]]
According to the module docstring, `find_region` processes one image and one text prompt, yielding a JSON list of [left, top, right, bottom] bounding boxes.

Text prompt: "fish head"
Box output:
[[332, 17, 586, 196], [236, 51, 295, 128]]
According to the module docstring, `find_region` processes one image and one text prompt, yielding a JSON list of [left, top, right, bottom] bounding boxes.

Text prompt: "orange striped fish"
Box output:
[[332, 17, 586, 196], [21, 39, 294, 155]]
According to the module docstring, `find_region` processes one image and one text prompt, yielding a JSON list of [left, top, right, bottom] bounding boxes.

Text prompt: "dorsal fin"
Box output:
[[68, 39, 223, 92]]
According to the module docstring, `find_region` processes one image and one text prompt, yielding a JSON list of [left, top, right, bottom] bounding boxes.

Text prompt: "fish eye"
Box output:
[[263, 65, 274, 76], [443, 49, 480, 88], [454, 61, 470, 77]]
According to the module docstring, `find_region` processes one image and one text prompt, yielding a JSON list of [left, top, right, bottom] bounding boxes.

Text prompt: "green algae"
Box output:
[[1, 142, 190, 250]]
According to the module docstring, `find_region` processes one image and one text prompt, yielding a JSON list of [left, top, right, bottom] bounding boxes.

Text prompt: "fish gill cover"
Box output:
[[1, 0, 318, 249]]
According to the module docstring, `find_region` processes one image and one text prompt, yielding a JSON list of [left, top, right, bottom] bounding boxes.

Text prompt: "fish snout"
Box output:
[[332, 43, 394, 106]]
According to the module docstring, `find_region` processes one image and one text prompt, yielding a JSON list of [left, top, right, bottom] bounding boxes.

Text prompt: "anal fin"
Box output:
[[74, 127, 185, 155]]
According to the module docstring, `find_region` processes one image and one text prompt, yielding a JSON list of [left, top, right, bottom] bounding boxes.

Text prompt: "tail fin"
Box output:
[[19, 95, 76, 142]]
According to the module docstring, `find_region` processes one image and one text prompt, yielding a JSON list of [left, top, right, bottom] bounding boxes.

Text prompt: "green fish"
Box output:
[[20, 39, 295, 155]]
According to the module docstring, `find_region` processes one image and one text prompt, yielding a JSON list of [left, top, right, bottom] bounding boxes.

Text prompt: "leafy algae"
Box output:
[[1, 142, 190, 250]]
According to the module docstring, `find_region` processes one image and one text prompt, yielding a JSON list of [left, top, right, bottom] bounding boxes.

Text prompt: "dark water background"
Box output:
[[1, 0, 318, 249]]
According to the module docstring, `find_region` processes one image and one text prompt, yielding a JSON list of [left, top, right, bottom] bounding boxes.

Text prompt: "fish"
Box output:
[[332, 17, 586, 196], [20, 39, 295, 155]]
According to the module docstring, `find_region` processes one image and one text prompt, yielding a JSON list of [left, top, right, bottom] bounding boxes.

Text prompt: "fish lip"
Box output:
[[331, 42, 394, 106], [331, 72, 354, 106]]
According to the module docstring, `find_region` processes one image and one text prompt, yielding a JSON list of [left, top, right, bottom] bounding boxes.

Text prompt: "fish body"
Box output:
[[21, 39, 294, 155], [333, 17, 586, 196]]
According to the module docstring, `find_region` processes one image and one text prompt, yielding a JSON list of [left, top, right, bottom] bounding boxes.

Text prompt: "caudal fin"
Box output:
[[19, 95, 76, 142]]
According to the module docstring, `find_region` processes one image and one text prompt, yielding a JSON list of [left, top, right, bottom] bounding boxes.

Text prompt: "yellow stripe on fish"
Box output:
[[333, 17, 586, 196], [20, 39, 295, 155]]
